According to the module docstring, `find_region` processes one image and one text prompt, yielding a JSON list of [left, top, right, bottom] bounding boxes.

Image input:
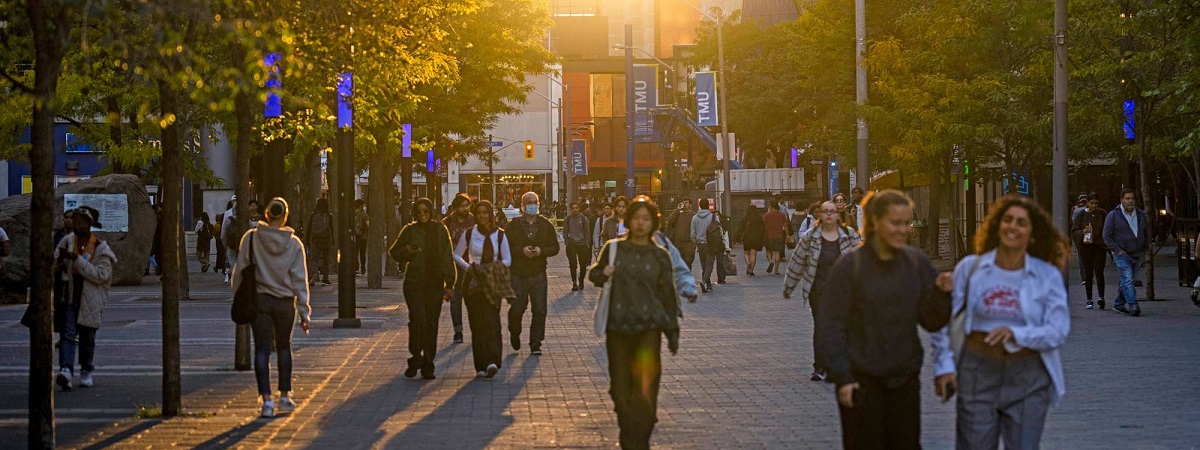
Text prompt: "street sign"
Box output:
[[487, 141, 504, 147]]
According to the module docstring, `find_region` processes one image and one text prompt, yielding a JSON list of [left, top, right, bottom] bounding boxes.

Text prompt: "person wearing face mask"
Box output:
[[931, 194, 1070, 449], [389, 198, 457, 379], [505, 192, 561, 355], [1072, 194, 1108, 309], [54, 207, 116, 391], [443, 193, 476, 343], [817, 190, 953, 449]]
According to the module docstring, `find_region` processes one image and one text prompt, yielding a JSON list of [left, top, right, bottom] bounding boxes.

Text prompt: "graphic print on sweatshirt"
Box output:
[[972, 267, 1026, 331]]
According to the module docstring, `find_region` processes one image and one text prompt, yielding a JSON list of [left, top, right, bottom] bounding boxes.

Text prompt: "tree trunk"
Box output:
[[1137, 137, 1155, 300], [367, 130, 396, 289], [156, 79, 183, 417], [26, 0, 68, 445]]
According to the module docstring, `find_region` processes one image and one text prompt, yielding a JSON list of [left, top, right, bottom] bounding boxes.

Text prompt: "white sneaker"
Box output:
[[224, 273, 231, 284], [56, 368, 72, 391], [277, 397, 297, 413], [485, 364, 499, 379], [79, 371, 93, 387], [261, 400, 276, 418], [476, 371, 487, 378]]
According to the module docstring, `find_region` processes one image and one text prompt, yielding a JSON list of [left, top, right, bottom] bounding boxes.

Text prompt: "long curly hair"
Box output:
[[974, 194, 1069, 264]]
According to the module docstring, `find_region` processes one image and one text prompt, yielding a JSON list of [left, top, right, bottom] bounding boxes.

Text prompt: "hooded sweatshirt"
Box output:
[[232, 221, 311, 322], [690, 209, 715, 244]]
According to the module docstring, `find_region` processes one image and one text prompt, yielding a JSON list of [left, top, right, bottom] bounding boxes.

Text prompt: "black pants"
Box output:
[[404, 283, 444, 372], [1080, 244, 1107, 300], [509, 274, 548, 351], [675, 240, 696, 270], [566, 243, 591, 286], [607, 330, 662, 450], [464, 290, 503, 371], [837, 374, 921, 450], [252, 294, 296, 396], [356, 234, 368, 273]]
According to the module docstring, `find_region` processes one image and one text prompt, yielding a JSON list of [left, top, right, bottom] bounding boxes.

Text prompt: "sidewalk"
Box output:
[[1, 247, 1198, 448]]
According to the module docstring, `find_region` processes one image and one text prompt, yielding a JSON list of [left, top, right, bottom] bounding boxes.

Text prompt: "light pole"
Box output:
[[547, 75, 573, 203], [624, 24, 636, 198], [855, 0, 870, 192], [682, 2, 733, 216]]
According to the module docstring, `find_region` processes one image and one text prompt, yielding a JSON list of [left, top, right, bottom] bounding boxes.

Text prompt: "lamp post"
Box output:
[[624, 24, 636, 198], [681, 2, 733, 216], [547, 75, 573, 203]]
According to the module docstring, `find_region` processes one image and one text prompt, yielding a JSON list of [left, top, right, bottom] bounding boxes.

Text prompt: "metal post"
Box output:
[[565, 82, 574, 204], [625, 24, 636, 198], [334, 116, 360, 328], [489, 134, 496, 205], [716, 17, 733, 216], [1052, 0, 1068, 234], [855, 0, 869, 192]]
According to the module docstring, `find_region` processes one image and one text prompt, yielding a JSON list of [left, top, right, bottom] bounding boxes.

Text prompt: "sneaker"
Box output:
[[571, 284, 579, 291], [531, 349, 542, 356], [453, 332, 464, 344], [510, 334, 521, 351], [404, 366, 419, 378], [477, 371, 487, 378], [485, 364, 499, 379], [1098, 298, 1106, 310], [809, 370, 826, 382], [421, 370, 436, 380], [224, 273, 231, 284], [1114, 304, 1130, 315], [277, 397, 297, 413], [1086, 300, 1094, 310], [56, 368, 72, 391], [79, 371, 93, 387], [766, 263, 774, 273], [321, 279, 331, 286], [1191, 290, 1198, 306], [1130, 304, 1141, 317], [261, 401, 276, 418], [717, 280, 727, 285]]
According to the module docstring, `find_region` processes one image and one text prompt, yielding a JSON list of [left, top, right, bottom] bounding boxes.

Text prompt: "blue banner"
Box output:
[[695, 72, 718, 127], [336, 72, 352, 129], [571, 139, 588, 176], [633, 65, 658, 141], [402, 123, 412, 158], [264, 52, 282, 118], [1123, 100, 1135, 139]]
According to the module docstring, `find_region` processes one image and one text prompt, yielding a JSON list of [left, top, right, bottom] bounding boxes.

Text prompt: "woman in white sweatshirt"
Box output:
[[232, 198, 311, 418]]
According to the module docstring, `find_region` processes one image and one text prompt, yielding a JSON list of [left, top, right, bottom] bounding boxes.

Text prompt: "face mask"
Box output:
[[525, 204, 539, 215]]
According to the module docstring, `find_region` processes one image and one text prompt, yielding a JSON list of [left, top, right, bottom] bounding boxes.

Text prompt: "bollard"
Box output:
[[235, 324, 251, 370]]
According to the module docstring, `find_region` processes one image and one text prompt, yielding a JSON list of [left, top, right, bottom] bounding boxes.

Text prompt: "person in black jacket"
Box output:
[[816, 189, 953, 450], [388, 198, 457, 379], [1071, 194, 1109, 310], [505, 192, 561, 355]]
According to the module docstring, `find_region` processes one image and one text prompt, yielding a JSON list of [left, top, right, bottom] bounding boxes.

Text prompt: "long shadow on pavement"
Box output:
[[187, 419, 268, 450], [77, 420, 158, 450], [381, 352, 540, 449]]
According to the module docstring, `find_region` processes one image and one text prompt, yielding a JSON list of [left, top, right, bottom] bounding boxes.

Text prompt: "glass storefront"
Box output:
[[465, 173, 548, 208]]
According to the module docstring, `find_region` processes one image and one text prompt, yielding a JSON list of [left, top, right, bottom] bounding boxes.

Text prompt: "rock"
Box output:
[[0, 174, 155, 301]]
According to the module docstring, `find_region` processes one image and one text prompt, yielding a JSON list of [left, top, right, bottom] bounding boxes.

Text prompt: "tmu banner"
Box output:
[[571, 139, 588, 176], [695, 72, 718, 127], [633, 64, 658, 141]]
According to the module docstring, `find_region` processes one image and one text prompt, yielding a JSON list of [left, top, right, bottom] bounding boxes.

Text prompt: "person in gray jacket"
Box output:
[[55, 206, 116, 391], [691, 199, 724, 292]]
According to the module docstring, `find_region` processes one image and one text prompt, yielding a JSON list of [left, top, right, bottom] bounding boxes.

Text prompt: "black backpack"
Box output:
[[231, 233, 258, 325], [197, 223, 213, 242], [310, 212, 332, 242], [705, 217, 724, 250]]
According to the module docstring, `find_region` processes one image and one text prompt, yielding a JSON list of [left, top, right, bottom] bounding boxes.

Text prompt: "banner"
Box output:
[[633, 64, 658, 140], [337, 72, 353, 129], [402, 123, 412, 158], [695, 72, 718, 127], [571, 139, 588, 176], [64, 194, 129, 232]]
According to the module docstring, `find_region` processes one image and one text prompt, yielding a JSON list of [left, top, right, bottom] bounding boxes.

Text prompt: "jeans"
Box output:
[[956, 350, 1053, 450], [309, 241, 333, 281], [252, 294, 296, 396], [227, 247, 239, 273], [607, 330, 662, 450], [698, 242, 715, 286], [58, 298, 97, 374], [509, 273, 548, 350], [404, 282, 444, 372], [837, 374, 922, 450], [1113, 253, 1140, 307], [465, 289, 503, 372], [566, 243, 591, 286], [450, 272, 465, 333], [1080, 245, 1106, 300]]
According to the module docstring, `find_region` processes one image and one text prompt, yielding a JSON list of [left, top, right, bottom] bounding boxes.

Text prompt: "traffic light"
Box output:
[[523, 141, 535, 160]]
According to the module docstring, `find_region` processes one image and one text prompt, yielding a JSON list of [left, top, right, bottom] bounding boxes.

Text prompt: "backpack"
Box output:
[[310, 212, 332, 242], [354, 210, 368, 236], [705, 217, 724, 250], [197, 222, 213, 242], [222, 213, 242, 247]]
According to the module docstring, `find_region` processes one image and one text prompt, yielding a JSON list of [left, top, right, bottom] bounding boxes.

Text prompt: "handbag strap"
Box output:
[[248, 232, 256, 265], [954, 255, 983, 318]]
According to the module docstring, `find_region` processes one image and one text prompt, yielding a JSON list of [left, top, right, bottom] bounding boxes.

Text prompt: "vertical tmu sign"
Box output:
[[632, 64, 658, 141], [695, 72, 718, 127]]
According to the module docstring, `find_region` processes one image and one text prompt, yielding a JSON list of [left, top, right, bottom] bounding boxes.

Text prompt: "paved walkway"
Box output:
[[1, 248, 1199, 449]]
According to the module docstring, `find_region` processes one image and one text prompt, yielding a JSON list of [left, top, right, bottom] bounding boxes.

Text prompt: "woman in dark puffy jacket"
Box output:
[[1071, 194, 1109, 310], [389, 198, 457, 380], [738, 204, 766, 275]]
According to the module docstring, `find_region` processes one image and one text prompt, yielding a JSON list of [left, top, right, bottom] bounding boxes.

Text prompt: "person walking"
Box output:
[[231, 198, 312, 418], [443, 193, 476, 343], [691, 198, 723, 292], [1072, 194, 1108, 309], [789, 202, 815, 244], [195, 212, 214, 273], [389, 198, 457, 379], [593, 202, 614, 256], [564, 201, 592, 291], [602, 196, 629, 242], [738, 204, 766, 276], [763, 201, 788, 275], [54, 206, 116, 391], [354, 198, 369, 275], [306, 198, 335, 286], [929, 194, 1070, 450], [664, 198, 697, 270], [783, 201, 861, 382], [588, 199, 681, 450], [1071, 194, 1090, 284], [817, 190, 953, 449], [452, 200, 512, 378], [221, 199, 239, 283], [831, 192, 855, 233], [1102, 188, 1150, 317], [847, 187, 865, 231], [506, 192, 560, 355]]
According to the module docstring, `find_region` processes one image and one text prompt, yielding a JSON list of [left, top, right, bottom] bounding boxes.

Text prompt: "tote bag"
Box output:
[[593, 240, 618, 337], [949, 256, 982, 365], [231, 233, 258, 325]]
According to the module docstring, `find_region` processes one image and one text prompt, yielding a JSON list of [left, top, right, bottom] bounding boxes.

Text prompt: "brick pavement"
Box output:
[[1, 248, 1199, 448]]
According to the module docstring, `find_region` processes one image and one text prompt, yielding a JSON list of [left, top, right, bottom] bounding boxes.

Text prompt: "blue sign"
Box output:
[[633, 65, 658, 142], [427, 150, 435, 173], [1123, 100, 1135, 139], [829, 160, 839, 197], [402, 123, 412, 158], [571, 139, 588, 176], [790, 147, 798, 168], [695, 72, 718, 127], [336, 72, 352, 129], [486, 141, 504, 147], [264, 52, 282, 118], [1002, 173, 1031, 195]]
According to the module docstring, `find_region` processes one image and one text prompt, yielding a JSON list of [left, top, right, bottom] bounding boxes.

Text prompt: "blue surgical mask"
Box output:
[[525, 204, 539, 215]]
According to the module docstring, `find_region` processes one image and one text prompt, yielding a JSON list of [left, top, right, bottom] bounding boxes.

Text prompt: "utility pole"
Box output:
[[488, 134, 496, 206], [716, 15, 733, 217], [1052, 0, 1069, 234], [624, 24, 636, 198], [855, 0, 870, 192], [564, 81, 573, 204], [334, 72, 360, 329]]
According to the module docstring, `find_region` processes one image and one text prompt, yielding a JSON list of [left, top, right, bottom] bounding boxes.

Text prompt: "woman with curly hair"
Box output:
[[931, 194, 1071, 449]]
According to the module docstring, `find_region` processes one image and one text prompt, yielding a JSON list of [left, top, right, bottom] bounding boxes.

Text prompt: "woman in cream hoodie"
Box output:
[[232, 198, 311, 418]]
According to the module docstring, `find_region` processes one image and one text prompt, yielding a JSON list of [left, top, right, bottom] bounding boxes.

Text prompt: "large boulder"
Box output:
[[0, 174, 154, 301]]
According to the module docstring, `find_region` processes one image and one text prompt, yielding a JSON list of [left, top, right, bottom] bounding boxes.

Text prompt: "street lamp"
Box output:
[[681, 1, 734, 217]]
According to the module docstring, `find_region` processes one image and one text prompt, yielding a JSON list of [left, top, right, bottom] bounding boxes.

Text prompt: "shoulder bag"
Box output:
[[231, 233, 258, 325], [593, 240, 618, 337], [949, 256, 982, 365]]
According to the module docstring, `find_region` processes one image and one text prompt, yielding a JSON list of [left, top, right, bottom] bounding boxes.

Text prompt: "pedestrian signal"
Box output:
[[524, 141, 535, 160]]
